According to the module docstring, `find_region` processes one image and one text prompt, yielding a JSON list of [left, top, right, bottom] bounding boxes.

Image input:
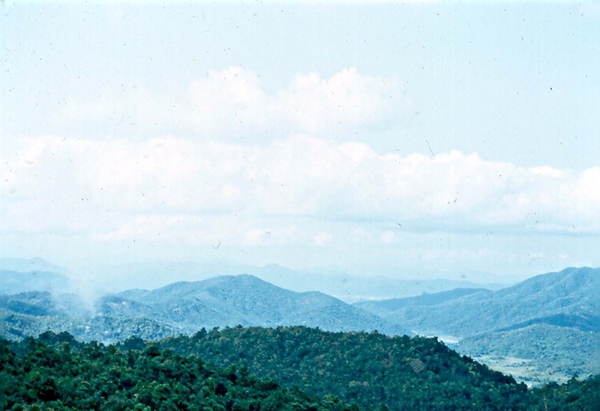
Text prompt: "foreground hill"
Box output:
[[3, 329, 598, 411], [154, 326, 598, 411], [356, 267, 600, 381], [0, 332, 361, 411]]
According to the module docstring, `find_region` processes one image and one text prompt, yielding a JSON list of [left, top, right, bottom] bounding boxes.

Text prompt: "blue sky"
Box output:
[[1, 1, 599, 285]]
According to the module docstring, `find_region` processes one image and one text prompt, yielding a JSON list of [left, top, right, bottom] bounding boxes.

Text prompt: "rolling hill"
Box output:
[[355, 267, 600, 381], [4, 329, 598, 411], [1, 274, 411, 342], [3, 265, 595, 383], [355, 267, 598, 337], [458, 323, 600, 382], [355, 287, 490, 317], [102, 274, 412, 336]]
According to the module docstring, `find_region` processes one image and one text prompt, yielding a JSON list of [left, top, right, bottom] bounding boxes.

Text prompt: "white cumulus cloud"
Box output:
[[2, 135, 599, 250], [56, 67, 409, 141]]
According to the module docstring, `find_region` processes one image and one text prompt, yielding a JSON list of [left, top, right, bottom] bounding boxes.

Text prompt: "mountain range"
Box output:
[[101, 274, 412, 336], [75, 260, 509, 301], [1, 274, 411, 343], [355, 267, 598, 337], [1, 262, 597, 384], [1, 257, 508, 302], [355, 267, 599, 382]]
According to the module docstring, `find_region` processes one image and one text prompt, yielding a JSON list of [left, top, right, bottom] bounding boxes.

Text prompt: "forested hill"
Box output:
[[106, 274, 412, 336], [0, 333, 361, 411], [1, 329, 598, 410], [155, 326, 599, 411], [356, 266, 599, 337]]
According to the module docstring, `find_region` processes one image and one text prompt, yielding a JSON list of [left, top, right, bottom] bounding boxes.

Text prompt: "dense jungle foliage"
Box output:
[[0, 328, 598, 410], [156, 326, 598, 411], [0, 332, 359, 411]]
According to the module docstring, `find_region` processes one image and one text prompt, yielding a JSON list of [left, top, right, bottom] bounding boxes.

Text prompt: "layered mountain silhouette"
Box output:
[[78, 260, 508, 301], [355, 267, 598, 337], [1, 264, 597, 382], [1, 274, 411, 342], [100, 274, 412, 336], [356, 267, 599, 380]]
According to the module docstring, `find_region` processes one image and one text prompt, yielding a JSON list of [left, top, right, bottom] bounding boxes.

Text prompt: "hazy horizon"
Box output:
[[0, 255, 591, 297]]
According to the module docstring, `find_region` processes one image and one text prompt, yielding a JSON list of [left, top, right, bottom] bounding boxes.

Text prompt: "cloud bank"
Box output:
[[2, 134, 598, 251], [2, 65, 597, 277]]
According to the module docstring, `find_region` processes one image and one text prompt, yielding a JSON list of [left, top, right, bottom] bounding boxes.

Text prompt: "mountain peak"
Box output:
[[104, 273, 412, 337]]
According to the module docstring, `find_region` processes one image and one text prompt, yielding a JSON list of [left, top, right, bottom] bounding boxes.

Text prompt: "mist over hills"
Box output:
[[1, 273, 411, 342], [1, 257, 507, 302], [0, 290, 179, 342], [0, 258, 71, 295], [0, 269, 71, 296], [355, 287, 491, 314], [227, 263, 507, 302]]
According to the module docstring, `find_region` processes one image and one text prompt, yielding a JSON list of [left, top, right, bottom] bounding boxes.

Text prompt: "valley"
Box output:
[[1, 263, 597, 387]]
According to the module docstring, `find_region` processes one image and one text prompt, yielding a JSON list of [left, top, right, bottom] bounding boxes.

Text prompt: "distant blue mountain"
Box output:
[[496, 313, 600, 333], [355, 287, 490, 315], [356, 267, 599, 337], [0, 257, 65, 274], [105, 274, 413, 337], [355, 267, 600, 381], [1, 274, 412, 343], [0, 269, 71, 295], [92, 260, 507, 301]]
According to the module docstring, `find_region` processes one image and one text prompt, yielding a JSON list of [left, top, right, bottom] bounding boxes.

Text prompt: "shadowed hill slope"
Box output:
[[356, 267, 598, 337]]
